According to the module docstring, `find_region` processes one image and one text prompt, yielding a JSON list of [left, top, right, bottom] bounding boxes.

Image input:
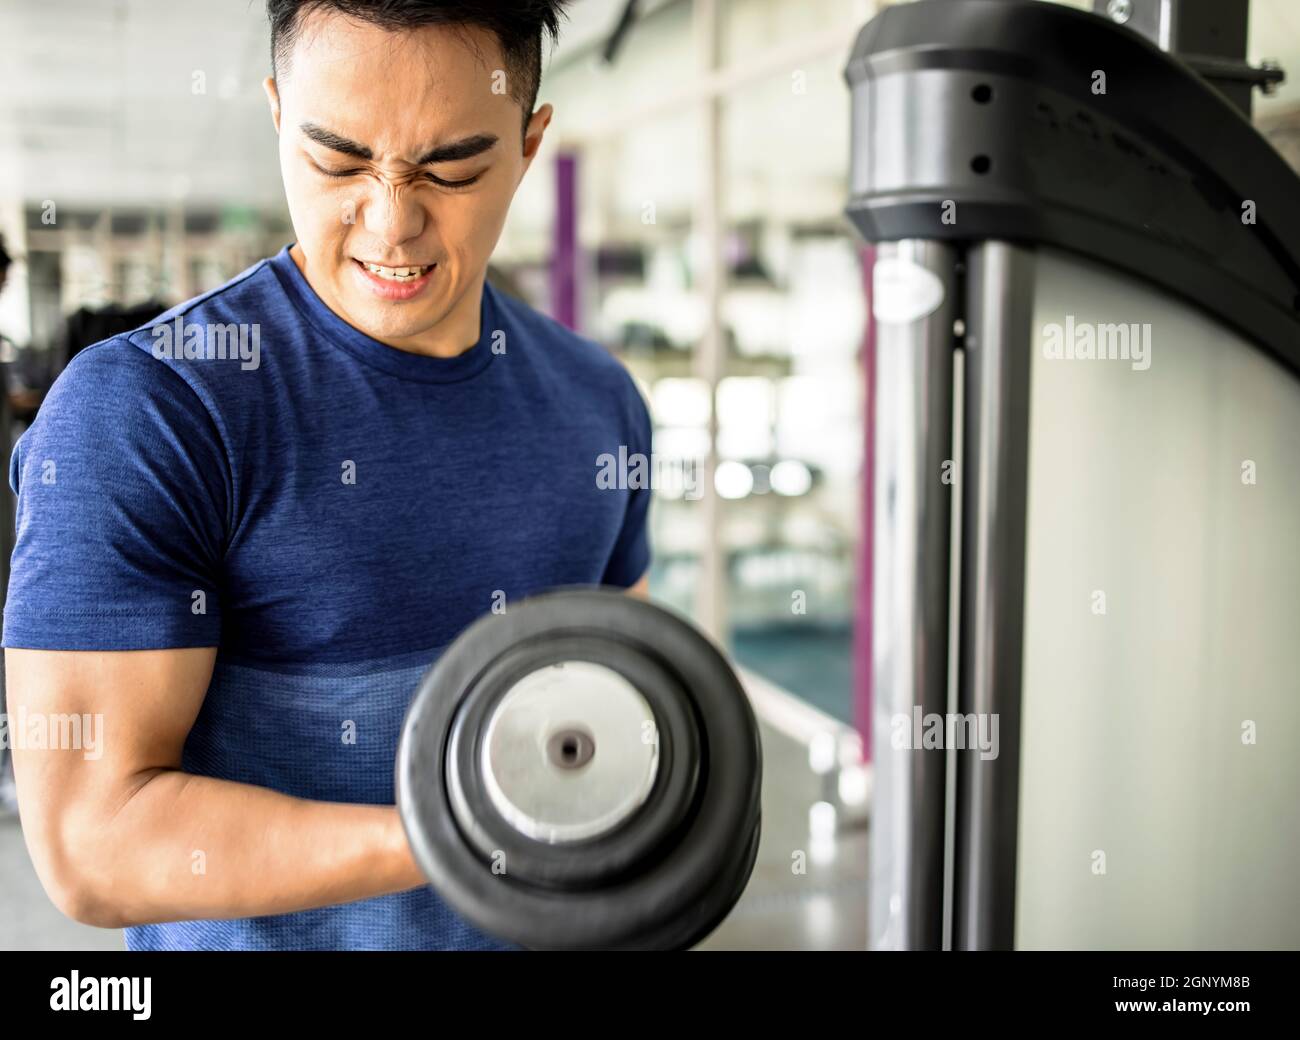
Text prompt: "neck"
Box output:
[[288, 243, 483, 359]]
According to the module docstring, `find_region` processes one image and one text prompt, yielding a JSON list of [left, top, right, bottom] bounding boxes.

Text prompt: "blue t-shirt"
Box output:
[[3, 246, 652, 950]]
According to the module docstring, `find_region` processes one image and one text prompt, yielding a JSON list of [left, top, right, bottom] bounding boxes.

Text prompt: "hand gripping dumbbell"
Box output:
[[396, 588, 763, 950]]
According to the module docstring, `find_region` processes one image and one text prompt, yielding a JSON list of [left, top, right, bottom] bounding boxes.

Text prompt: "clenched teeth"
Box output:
[[362, 262, 432, 281]]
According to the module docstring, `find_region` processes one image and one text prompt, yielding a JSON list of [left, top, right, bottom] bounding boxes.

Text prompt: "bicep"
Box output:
[[5, 647, 217, 808]]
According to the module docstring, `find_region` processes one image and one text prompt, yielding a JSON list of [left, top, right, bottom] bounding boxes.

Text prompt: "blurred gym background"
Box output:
[[1, 0, 1298, 950]]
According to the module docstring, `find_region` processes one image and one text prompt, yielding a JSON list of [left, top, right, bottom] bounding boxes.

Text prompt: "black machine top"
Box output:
[[844, 0, 1300, 375]]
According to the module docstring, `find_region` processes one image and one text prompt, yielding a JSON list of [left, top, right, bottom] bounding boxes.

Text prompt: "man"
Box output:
[[3, 0, 652, 951]]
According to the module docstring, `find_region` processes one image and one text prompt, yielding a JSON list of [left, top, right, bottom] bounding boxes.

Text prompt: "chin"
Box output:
[[360, 302, 446, 340]]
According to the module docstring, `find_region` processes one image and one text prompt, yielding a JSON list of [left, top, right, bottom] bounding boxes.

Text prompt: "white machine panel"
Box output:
[[1016, 249, 1300, 949]]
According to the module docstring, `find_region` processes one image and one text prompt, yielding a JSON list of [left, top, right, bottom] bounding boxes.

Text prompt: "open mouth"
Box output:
[[354, 260, 435, 283], [351, 257, 438, 300]]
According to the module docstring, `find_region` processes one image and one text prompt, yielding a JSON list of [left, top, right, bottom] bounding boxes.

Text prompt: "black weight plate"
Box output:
[[396, 587, 763, 950], [445, 634, 701, 889], [397, 589, 756, 946], [630, 809, 762, 951]]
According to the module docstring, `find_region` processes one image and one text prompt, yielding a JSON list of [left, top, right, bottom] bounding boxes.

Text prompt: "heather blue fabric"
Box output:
[[3, 246, 652, 950]]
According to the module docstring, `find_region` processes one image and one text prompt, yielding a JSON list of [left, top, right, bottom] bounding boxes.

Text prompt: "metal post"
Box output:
[[693, 0, 726, 644], [952, 241, 1035, 950], [854, 246, 876, 752], [868, 239, 958, 950]]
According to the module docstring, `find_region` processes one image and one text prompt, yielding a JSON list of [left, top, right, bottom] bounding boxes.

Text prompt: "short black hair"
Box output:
[[0, 234, 11, 276], [266, 1, 569, 135]]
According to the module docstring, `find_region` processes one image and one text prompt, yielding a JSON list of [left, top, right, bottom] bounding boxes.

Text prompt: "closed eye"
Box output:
[[423, 172, 482, 190], [311, 161, 481, 190]]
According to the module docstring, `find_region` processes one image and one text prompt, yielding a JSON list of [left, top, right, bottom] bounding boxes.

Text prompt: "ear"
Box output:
[[263, 76, 282, 134], [521, 103, 554, 166]]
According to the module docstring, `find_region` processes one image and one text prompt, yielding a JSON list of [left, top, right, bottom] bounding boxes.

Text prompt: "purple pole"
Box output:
[[551, 151, 580, 331], [853, 245, 876, 755]]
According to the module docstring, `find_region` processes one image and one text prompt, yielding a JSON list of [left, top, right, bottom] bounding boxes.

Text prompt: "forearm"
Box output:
[[59, 769, 424, 928]]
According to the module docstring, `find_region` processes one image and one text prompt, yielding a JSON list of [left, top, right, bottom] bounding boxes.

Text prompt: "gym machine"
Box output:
[[848, 0, 1300, 950]]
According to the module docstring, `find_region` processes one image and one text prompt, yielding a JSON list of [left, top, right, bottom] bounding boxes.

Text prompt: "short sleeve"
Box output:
[[2, 340, 230, 650], [601, 372, 653, 588]]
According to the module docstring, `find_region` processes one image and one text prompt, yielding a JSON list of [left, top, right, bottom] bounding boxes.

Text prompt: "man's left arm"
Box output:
[[602, 369, 654, 594]]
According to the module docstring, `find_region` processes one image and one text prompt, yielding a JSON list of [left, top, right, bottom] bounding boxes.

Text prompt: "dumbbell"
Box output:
[[395, 587, 763, 950]]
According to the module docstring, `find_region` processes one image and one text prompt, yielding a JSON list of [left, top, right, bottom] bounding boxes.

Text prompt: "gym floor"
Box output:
[[697, 718, 868, 950], [0, 718, 868, 951]]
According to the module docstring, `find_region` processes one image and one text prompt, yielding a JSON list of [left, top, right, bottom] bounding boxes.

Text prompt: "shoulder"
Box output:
[[490, 285, 650, 425], [13, 335, 232, 523], [51, 256, 268, 383], [48, 256, 287, 439], [18, 336, 227, 504], [134, 255, 279, 335], [27, 326, 230, 483], [42, 335, 209, 424]]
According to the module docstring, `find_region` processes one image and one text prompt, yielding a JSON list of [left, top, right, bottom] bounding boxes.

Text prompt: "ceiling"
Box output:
[[0, 0, 676, 211], [0, 0, 1297, 212]]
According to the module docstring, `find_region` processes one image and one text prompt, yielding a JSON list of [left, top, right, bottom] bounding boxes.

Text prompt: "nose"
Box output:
[[360, 177, 426, 251]]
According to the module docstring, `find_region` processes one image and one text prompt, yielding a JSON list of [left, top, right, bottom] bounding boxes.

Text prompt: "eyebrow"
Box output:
[[298, 123, 499, 164]]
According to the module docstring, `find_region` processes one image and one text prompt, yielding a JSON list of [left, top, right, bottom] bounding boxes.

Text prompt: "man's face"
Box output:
[[264, 13, 549, 352]]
